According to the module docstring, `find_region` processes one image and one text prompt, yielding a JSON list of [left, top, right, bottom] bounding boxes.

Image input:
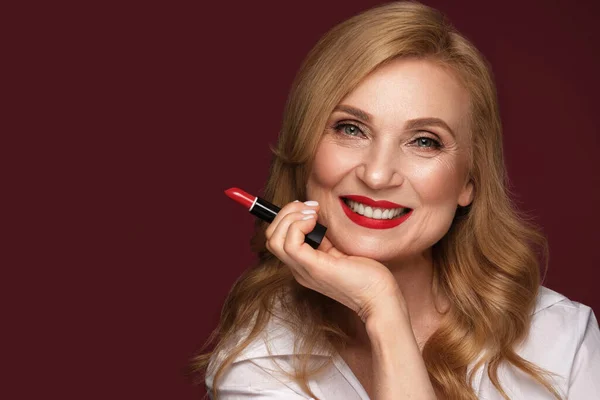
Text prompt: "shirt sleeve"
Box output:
[[206, 359, 315, 400], [567, 307, 600, 399]]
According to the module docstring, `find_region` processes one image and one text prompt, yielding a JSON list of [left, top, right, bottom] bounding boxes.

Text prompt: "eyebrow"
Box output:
[[333, 104, 455, 138], [333, 105, 372, 122], [405, 117, 455, 138]]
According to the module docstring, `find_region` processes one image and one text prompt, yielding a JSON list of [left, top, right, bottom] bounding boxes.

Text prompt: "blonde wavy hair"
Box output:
[[194, 2, 560, 399]]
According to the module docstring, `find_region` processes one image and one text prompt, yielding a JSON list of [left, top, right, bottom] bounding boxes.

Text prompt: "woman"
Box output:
[[196, 2, 600, 399]]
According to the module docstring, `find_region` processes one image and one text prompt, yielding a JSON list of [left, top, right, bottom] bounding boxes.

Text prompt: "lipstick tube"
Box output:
[[225, 187, 327, 249]]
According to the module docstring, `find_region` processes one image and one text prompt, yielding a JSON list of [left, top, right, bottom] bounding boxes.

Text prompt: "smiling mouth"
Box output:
[[341, 197, 412, 220]]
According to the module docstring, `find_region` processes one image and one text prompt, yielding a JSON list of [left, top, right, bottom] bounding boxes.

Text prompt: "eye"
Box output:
[[412, 136, 442, 149], [334, 123, 365, 138]]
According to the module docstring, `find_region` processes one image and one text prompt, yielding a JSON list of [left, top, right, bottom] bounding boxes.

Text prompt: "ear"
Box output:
[[458, 179, 474, 207]]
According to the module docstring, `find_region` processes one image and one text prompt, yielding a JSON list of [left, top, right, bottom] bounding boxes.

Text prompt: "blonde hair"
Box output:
[[194, 2, 560, 399]]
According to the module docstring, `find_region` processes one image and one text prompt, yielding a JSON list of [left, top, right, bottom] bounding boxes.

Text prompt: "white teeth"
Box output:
[[345, 199, 408, 220]]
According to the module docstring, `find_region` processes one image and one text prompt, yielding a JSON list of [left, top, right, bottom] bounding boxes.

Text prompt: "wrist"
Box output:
[[363, 289, 411, 338]]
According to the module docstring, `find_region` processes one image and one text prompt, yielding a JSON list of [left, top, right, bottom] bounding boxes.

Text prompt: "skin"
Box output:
[[265, 58, 474, 399]]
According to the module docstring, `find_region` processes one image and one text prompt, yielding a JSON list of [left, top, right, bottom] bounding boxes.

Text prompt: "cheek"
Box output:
[[407, 157, 467, 205], [308, 141, 357, 190]]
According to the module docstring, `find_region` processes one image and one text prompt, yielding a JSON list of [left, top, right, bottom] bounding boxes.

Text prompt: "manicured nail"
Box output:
[[301, 209, 316, 215], [302, 215, 315, 220], [304, 201, 319, 206]]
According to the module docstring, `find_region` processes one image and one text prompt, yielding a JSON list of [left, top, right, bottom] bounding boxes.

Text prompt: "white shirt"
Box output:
[[205, 287, 600, 399]]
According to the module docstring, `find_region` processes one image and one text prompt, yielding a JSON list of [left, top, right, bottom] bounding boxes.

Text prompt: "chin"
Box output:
[[331, 235, 408, 261]]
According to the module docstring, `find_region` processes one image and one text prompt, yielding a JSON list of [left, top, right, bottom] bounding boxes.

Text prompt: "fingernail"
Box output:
[[302, 215, 315, 220], [301, 209, 316, 215], [293, 200, 300, 202], [304, 201, 319, 206]]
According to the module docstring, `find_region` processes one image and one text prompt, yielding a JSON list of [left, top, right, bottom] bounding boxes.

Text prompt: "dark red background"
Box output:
[[11, 0, 599, 399]]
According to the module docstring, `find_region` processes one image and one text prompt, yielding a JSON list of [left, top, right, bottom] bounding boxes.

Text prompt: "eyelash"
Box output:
[[332, 122, 444, 150]]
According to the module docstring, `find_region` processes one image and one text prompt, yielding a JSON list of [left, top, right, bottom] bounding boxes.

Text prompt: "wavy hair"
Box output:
[[193, 2, 560, 399]]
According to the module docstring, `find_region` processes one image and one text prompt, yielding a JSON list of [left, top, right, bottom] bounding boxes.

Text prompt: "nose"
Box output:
[[355, 142, 404, 190]]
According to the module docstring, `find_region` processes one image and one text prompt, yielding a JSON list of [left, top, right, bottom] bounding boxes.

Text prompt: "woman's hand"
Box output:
[[266, 200, 437, 400], [265, 200, 407, 322]]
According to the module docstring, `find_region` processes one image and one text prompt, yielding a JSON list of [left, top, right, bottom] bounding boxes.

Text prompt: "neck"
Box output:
[[384, 250, 440, 318], [338, 249, 447, 349]]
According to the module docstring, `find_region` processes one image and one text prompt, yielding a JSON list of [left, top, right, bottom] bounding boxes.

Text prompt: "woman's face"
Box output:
[[306, 58, 474, 263]]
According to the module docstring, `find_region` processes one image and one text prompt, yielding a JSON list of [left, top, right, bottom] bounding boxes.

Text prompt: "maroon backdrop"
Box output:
[[14, 1, 598, 399]]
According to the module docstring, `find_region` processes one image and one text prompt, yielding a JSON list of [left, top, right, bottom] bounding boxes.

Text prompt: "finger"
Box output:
[[281, 215, 325, 286], [283, 215, 338, 277], [316, 236, 346, 258], [265, 200, 315, 240], [269, 211, 306, 250], [268, 211, 316, 266]]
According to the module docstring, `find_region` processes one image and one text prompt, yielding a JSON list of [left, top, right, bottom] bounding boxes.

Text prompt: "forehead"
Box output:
[[340, 58, 471, 135]]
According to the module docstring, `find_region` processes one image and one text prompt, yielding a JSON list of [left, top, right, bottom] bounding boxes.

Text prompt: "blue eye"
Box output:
[[344, 125, 359, 136], [334, 123, 364, 137], [414, 136, 442, 149]]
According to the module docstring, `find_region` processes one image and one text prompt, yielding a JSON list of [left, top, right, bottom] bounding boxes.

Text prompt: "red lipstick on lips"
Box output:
[[224, 187, 327, 249], [343, 195, 405, 209], [340, 195, 412, 229]]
